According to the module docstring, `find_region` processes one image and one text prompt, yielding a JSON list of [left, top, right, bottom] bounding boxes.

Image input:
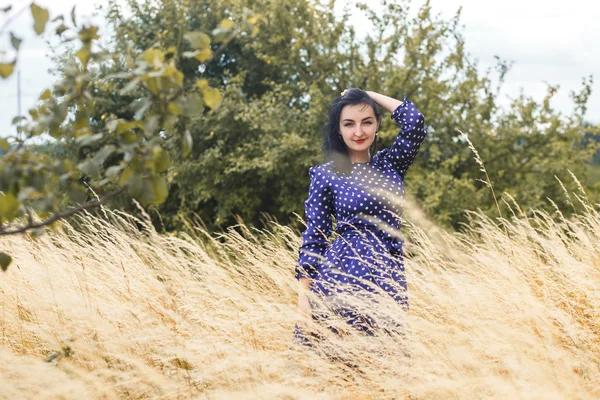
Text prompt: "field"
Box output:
[[0, 196, 599, 399]]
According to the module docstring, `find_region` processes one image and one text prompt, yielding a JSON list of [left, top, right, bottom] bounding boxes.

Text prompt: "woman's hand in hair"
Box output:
[[365, 91, 404, 113], [340, 89, 402, 113]]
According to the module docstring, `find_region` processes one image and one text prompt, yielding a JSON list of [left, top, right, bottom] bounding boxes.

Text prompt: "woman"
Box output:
[[293, 88, 426, 345]]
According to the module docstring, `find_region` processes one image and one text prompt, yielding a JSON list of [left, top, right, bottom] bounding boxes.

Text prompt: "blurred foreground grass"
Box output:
[[0, 195, 598, 399]]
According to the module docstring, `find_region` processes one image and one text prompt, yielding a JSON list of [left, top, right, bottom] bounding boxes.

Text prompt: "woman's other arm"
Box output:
[[295, 165, 334, 280], [296, 164, 334, 330]]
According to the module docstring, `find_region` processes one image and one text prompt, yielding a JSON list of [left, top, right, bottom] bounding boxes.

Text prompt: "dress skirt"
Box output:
[[293, 227, 410, 345]]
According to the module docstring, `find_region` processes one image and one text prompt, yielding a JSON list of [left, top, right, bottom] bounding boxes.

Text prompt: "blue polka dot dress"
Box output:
[[294, 98, 426, 341]]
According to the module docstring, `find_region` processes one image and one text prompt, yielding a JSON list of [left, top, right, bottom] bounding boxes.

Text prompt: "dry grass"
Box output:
[[0, 194, 599, 399]]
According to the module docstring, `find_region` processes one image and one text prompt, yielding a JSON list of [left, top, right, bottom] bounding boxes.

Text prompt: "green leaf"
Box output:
[[142, 77, 161, 94], [153, 146, 171, 173], [126, 174, 152, 204], [55, 23, 68, 35], [210, 27, 229, 43], [151, 176, 168, 205], [30, 3, 50, 35], [167, 102, 182, 116], [0, 61, 15, 79], [105, 165, 124, 180], [0, 138, 9, 152], [74, 107, 89, 131], [48, 122, 61, 139], [184, 32, 211, 50], [75, 46, 91, 67], [39, 89, 52, 100], [196, 79, 209, 90], [182, 93, 204, 117], [62, 159, 73, 173], [120, 77, 142, 95], [119, 167, 133, 186], [11, 116, 25, 125], [105, 72, 131, 80], [182, 49, 213, 63], [0, 253, 12, 272], [134, 98, 152, 120], [0, 193, 20, 222], [220, 19, 235, 31], [92, 144, 116, 167], [10, 32, 22, 51], [143, 115, 160, 138], [182, 130, 193, 157], [116, 120, 143, 135], [28, 108, 39, 121], [141, 48, 164, 68], [161, 65, 184, 87], [71, 5, 77, 27], [201, 87, 223, 109], [78, 26, 99, 42], [165, 46, 177, 56], [77, 159, 100, 179], [75, 133, 103, 146], [194, 49, 212, 63]]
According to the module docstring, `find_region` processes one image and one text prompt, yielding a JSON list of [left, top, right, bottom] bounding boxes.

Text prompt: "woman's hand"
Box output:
[[297, 277, 312, 330], [341, 89, 403, 113]]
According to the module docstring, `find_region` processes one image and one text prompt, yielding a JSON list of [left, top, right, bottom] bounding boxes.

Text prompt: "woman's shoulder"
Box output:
[[308, 161, 335, 181], [309, 160, 334, 171]]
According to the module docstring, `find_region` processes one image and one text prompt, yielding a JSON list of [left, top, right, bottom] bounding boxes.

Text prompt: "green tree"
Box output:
[[0, 1, 257, 269], [100, 0, 597, 232]]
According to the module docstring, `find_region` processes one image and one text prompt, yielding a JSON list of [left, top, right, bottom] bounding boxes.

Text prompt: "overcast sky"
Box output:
[[1, 0, 599, 137]]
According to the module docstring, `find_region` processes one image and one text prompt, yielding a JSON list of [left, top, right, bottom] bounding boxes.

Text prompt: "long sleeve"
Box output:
[[384, 98, 427, 178], [295, 165, 334, 280]]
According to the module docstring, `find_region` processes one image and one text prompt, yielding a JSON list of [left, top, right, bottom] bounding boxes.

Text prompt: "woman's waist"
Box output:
[[335, 216, 401, 235], [334, 219, 404, 254]]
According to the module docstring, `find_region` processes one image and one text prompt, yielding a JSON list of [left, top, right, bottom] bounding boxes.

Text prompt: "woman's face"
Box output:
[[339, 103, 379, 158]]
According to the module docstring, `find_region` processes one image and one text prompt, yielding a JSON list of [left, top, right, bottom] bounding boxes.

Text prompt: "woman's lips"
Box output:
[[355, 139, 366, 143]]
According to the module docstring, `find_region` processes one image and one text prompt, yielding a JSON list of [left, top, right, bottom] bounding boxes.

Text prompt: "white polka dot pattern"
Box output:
[[295, 98, 427, 308]]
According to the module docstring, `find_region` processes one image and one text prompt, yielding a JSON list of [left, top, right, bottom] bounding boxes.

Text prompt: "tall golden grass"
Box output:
[[0, 188, 599, 399]]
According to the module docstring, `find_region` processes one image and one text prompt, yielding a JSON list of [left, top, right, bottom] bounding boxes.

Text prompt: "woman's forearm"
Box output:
[[299, 277, 312, 290], [366, 91, 403, 113]]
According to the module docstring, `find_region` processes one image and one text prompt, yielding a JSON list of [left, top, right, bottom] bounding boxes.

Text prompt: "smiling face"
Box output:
[[339, 103, 379, 162]]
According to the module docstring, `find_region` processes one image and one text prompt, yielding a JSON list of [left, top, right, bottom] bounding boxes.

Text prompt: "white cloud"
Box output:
[[424, 0, 600, 121]]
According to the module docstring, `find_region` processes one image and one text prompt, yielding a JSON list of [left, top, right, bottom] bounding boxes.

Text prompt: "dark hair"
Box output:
[[322, 88, 381, 174]]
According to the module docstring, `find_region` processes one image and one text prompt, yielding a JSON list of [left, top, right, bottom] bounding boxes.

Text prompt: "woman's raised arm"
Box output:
[[365, 90, 404, 113]]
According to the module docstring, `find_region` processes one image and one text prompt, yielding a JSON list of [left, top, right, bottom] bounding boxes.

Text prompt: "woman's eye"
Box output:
[[365, 122, 372, 125], [344, 124, 353, 127]]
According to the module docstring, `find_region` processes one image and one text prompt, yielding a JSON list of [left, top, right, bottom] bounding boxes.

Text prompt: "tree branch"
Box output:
[[0, 185, 127, 235]]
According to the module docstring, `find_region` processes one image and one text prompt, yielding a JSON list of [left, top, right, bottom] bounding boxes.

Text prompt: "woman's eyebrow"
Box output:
[[342, 116, 374, 122]]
